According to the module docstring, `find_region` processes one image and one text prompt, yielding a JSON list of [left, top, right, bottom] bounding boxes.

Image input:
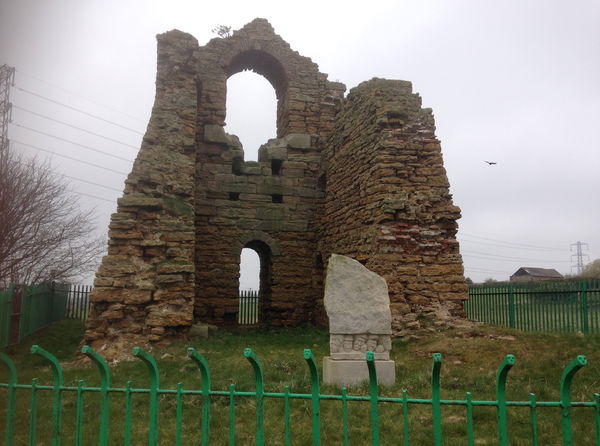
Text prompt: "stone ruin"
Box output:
[[84, 18, 468, 347]]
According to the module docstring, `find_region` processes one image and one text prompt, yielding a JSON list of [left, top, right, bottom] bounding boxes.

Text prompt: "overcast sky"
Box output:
[[1, 0, 599, 287]]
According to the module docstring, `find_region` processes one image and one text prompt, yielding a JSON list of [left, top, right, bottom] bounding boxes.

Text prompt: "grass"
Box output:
[[1, 320, 600, 444]]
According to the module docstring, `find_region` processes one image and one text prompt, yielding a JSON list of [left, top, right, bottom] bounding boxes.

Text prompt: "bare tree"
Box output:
[[0, 145, 104, 287]]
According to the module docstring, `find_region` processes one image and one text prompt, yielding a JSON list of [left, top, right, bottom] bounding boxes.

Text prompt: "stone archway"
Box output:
[[240, 239, 272, 324]]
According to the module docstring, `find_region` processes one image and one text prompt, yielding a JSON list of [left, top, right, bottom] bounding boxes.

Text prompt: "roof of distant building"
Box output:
[[511, 267, 564, 278]]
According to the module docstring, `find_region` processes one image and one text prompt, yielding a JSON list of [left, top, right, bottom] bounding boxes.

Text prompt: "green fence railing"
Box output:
[[0, 283, 91, 348], [18, 283, 68, 342], [238, 289, 258, 325], [0, 285, 14, 349], [64, 284, 92, 321], [1, 347, 598, 445], [466, 280, 600, 334]]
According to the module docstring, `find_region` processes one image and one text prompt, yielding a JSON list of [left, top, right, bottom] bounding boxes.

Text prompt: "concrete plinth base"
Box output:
[[323, 356, 396, 387]]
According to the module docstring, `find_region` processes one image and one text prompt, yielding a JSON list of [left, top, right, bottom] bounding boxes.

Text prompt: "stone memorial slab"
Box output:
[[323, 254, 395, 386]]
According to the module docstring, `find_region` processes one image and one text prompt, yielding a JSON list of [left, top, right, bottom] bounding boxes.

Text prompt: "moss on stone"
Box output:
[[163, 197, 194, 216]]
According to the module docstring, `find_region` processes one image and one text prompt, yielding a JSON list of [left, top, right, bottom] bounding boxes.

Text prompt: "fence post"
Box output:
[[304, 349, 321, 446], [366, 351, 380, 446], [0, 352, 17, 446], [560, 355, 587, 446], [19, 285, 32, 342], [133, 347, 160, 446], [580, 281, 589, 334], [31, 345, 63, 446], [81, 346, 111, 446], [431, 353, 443, 446], [244, 348, 265, 446], [508, 285, 516, 329], [0, 285, 14, 349], [187, 348, 211, 446], [496, 354, 516, 446]]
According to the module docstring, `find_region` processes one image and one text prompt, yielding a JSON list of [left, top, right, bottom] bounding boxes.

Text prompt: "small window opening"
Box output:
[[229, 192, 240, 201], [271, 159, 283, 176], [272, 194, 283, 203]]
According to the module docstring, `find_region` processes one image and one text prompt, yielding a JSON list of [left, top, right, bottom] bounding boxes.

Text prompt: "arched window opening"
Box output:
[[225, 71, 277, 162]]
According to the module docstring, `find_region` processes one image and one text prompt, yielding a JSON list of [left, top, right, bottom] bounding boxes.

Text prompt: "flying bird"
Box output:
[[484, 161, 497, 165]]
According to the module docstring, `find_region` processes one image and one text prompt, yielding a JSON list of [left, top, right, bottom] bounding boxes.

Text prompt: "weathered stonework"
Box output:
[[85, 18, 467, 347], [318, 79, 468, 335]]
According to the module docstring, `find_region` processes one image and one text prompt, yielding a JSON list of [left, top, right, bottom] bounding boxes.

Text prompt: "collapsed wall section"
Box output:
[[320, 79, 468, 334], [85, 30, 199, 347]]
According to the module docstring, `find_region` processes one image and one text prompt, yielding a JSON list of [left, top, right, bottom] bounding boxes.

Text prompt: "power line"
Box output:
[[13, 105, 140, 151], [12, 139, 129, 175], [68, 189, 116, 203], [62, 174, 123, 193], [12, 122, 134, 162], [15, 68, 146, 123], [458, 232, 565, 251], [462, 250, 571, 263], [464, 267, 512, 274], [14, 85, 144, 135], [457, 237, 567, 253]]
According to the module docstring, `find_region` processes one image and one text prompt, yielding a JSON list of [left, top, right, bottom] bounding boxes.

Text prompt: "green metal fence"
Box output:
[[466, 280, 600, 334], [0, 285, 13, 349], [1, 346, 598, 445], [0, 283, 90, 349], [238, 289, 258, 325], [64, 284, 92, 321], [19, 283, 68, 342]]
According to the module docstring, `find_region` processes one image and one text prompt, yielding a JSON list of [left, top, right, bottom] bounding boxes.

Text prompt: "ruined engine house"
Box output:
[[85, 19, 468, 346]]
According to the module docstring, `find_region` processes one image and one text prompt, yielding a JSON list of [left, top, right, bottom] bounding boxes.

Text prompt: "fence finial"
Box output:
[[244, 348, 265, 446], [132, 347, 160, 446], [31, 345, 63, 445], [560, 355, 587, 446], [81, 346, 110, 445], [431, 352, 443, 446], [187, 347, 211, 446], [304, 349, 321, 445]]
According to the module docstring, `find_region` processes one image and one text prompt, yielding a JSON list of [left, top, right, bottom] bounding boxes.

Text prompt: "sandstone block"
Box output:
[[118, 196, 163, 208]]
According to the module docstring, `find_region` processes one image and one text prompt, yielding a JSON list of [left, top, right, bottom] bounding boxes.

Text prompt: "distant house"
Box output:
[[510, 267, 564, 283]]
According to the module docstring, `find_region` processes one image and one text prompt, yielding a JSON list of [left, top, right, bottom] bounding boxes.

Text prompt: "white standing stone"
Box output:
[[324, 254, 392, 335], [323, 254, 396, 386]]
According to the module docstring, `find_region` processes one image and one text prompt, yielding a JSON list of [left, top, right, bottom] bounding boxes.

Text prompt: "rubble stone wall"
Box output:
[[192, 19, 344, 326], [85, 19, 467, 347], [320, 79, 468, 335], [85, 30, 199, 345]]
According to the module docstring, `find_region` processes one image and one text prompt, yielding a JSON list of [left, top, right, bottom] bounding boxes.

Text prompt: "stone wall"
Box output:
[[85, 31, 199, 346], [84, 19, 467, 347], [192, 19, 344, 326], [319, 79, 467, 334]]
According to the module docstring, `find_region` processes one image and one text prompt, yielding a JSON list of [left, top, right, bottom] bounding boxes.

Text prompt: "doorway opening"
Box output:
[[238, 241, 272, 324]]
